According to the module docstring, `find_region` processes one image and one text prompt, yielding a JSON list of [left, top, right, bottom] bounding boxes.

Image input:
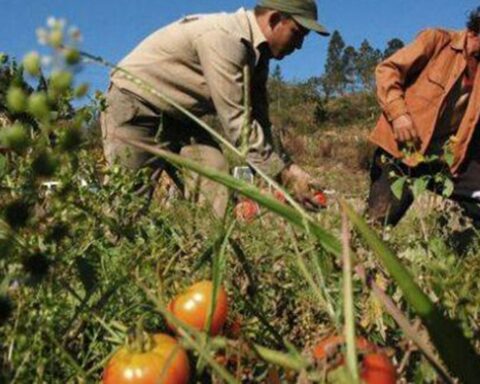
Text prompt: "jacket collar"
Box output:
[[450, 29, 468, 52]]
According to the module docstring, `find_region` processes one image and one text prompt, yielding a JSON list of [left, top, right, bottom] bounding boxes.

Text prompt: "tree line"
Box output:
[[267, 31, 405, 130], [271, 30, 405, 98]]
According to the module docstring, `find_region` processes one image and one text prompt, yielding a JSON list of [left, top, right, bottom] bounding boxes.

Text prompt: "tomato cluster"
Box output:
[[103, 280, 229, 383]]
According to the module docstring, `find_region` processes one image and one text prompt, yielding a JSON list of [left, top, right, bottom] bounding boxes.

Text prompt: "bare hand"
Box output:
[[392, 114, 419, 144], [280, 164, 324, 211]]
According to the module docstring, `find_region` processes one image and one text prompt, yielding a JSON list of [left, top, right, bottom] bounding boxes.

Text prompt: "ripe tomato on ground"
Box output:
[[313, 335, 396, 384], [313, 191, 328, 207], [102, 333, 190, 384], [168, 280, 228, 336], [234, 199, 260, 222]]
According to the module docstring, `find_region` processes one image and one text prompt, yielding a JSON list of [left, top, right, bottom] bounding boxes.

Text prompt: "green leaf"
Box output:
[[443, 151, 454, 167], [390, 176, 407, 200], [442, 178, 454, 198], [0, 155, 6, 177], [412, 177, 429, 199]]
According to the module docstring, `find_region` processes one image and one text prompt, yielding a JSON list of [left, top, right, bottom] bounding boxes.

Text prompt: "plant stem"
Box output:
[[341, 211, 359, 383]]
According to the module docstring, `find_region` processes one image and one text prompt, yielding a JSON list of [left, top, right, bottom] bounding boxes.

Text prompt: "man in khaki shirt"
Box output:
[[101, 0, 329, 217], [367, 7, 480, 226]]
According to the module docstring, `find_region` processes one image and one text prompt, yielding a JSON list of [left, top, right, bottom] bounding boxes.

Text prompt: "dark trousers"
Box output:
[[367, 148, 480, 226]]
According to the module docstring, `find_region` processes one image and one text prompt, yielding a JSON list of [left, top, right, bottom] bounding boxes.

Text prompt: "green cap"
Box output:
[[257, 0, 329, 36]]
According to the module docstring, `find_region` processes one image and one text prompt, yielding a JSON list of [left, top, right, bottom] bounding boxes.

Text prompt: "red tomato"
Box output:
[[234, 199, 259, 222], [313, 191, 328, 207], [102, 333, 190, 384], [168, 281, 228, 336], [361, 353, 397, 384], [313, 335, 396, 384]]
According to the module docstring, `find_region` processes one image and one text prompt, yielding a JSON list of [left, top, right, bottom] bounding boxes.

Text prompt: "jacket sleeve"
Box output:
[[194, 30, 287, 176], [376, 29, 447, 122]]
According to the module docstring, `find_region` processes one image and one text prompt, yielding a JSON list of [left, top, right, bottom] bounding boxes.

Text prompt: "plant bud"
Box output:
[[27, 92, 50, 120], [0, 123, 30, 153], [49, 29, 63, 48], [23, 52, 41, 76], [74, 83, 89, 98], [6, 87, 27, 113], [50, 71, 73, 93], [0, 53, 8, 64], [64, 48, 81, 65]]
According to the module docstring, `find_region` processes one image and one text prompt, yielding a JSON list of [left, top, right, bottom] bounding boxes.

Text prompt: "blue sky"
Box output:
[[1, 0, 478, 94]]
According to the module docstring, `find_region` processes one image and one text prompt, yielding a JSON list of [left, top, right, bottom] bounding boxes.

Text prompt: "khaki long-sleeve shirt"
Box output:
[[111, 8, 288, 176]]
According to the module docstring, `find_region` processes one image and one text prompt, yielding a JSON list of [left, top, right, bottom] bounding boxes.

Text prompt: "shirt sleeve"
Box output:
[[375, 29, 446, 121], [194, 30, 288, 176]]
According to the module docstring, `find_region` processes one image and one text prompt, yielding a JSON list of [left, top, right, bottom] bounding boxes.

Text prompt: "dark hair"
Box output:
[[467, 7, 480, 33]]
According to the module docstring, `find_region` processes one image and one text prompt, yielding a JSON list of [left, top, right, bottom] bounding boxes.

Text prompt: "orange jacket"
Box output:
[[369, 29, 480, 174]]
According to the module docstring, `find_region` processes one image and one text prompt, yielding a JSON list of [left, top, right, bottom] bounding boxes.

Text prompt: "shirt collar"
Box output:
[[245, 9, 268, 50]]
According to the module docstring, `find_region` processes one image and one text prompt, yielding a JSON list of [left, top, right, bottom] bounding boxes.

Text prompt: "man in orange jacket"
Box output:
[[367, 7, 480, 226]]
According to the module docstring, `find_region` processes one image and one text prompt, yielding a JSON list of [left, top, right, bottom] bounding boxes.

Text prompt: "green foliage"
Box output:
[[387, 140, 456, 202], [323, 30, 347, 97], [354, 40, 382, 91]]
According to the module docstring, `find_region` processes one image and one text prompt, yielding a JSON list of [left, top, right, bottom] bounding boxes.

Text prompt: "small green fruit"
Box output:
[[6, 87, 27, 113], [64, 48, 81, 65], [50, 71, 73, 93], [27, 92, 50, 120], [0, 53, 8, 64], [74, 83, 89, 98], [49, 29, 63, 48], [23, 52, 41, 76], [0, 123, 30, 152]]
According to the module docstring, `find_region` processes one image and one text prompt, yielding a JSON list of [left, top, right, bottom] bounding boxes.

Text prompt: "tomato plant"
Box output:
[[313, 335, 396, 384], [168, 281, 228, 336], [103, 333, 190, 384]]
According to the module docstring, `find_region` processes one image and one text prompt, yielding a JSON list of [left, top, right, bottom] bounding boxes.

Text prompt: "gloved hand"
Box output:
[[280, 164, 325, 211]]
